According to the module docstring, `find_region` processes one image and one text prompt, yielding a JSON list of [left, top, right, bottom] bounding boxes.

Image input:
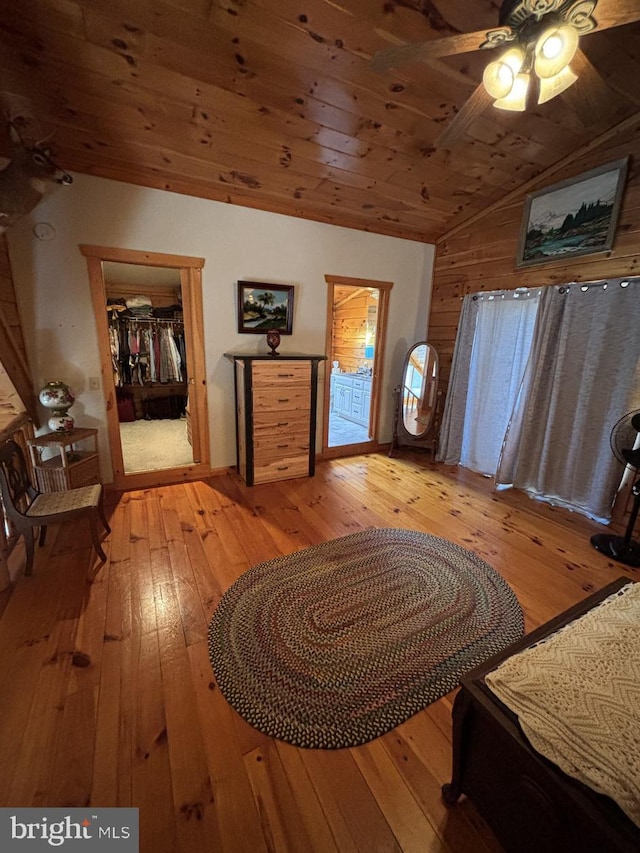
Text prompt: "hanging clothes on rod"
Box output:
[[107, 315, 187, 387]]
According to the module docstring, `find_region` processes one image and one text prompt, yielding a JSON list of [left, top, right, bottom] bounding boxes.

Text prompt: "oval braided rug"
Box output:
[[208, 527, 524, 749]]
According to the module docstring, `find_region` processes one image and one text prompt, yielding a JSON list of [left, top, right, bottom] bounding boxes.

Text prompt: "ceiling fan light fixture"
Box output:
[[537, 64, 578, 103], [483, 60, 515, 99], [483, 46, 525, 99], [534, 24, 579, 78], [493, 71, 530, 111]]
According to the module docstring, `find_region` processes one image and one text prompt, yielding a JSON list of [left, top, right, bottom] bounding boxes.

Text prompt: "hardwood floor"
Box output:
[[0, 452, 632, 852]]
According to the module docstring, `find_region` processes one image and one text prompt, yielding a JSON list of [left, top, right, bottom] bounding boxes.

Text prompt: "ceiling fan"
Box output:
[[371, 0, 640, 148]]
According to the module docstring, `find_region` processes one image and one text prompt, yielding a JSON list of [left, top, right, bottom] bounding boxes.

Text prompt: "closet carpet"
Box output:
[[120, 418, 193, 472]]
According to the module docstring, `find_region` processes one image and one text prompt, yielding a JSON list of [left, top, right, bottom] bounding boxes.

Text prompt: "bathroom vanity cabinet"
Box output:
[[330, 372, 371, 427]]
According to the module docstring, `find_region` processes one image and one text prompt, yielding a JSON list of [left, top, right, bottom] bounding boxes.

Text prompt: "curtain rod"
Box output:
[[463, 276, 639, 300], [469, 287, 539, 301], [559, 276, 639, 293], [109, 315, 184, 323]]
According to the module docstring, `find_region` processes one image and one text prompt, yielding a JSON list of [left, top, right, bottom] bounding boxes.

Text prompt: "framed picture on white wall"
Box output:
[[237, 281, 294, 334]]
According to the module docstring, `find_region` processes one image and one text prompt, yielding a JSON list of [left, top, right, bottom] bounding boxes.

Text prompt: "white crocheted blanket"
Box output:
[[486, 582, 640, 828]]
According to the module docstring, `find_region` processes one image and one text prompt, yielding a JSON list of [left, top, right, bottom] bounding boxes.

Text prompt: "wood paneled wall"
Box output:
[[0, 234, 38, 423], [0, 236, 28, 368], [428, 130, 640, 529], [429, 128, 640, 394], [332, 288, 377, 375]]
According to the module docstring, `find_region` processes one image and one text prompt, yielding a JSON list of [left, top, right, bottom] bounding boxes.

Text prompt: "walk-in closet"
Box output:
[[104, 263, 194, 474]]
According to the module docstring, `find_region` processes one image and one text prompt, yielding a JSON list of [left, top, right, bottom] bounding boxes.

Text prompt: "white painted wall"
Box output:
[[7, 173, 435, 482]]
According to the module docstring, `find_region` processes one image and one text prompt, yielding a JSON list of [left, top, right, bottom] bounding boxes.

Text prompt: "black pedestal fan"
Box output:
[[591, 410, 640, 568]]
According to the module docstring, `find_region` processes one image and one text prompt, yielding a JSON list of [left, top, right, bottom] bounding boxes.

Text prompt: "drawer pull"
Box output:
[[278, 398, 290, 403], [276, 466, 289, 471], [278, 373, 295, 378], [277, 421, 289, 427], [277, 443, 289, 448]]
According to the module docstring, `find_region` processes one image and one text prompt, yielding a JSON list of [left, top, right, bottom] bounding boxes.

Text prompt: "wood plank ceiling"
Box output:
[[1, 0, 640, 243]]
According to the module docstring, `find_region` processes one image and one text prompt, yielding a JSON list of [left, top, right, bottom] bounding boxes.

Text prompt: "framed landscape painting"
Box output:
[[516, 158, 628, 268], [237, 281, 294, 334]]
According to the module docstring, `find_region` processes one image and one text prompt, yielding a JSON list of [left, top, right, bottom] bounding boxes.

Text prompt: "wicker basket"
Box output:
[[34, 452, 100, 492]]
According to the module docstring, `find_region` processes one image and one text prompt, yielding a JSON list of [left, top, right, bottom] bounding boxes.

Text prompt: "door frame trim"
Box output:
[[322, 274, 393, 457], [80, 244, 210, 490]]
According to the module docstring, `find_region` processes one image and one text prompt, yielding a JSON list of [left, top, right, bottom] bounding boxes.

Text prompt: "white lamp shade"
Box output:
[[535, 25, 579, 78], [483, 60, 514, 99], [538, 65, 578, 103], [483, 47, 525, 99], [494, 72, 530, 111]]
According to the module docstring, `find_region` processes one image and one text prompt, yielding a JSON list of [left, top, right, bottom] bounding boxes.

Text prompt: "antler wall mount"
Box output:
[[0, 97, 73, 234]]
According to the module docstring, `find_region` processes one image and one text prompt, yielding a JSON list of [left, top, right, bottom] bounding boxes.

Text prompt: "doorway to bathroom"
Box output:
[[323, 275, 392, 457]]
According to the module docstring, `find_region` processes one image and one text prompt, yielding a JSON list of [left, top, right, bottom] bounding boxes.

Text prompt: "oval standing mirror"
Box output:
[[390, 342, 440, 455]]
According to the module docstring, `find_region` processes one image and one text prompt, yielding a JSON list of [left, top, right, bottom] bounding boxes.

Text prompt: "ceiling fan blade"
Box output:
[[371, 0, 640, 73], [561, 48, 619, 124], [371, 29, 492, 73], [591, 0, 640, 32], [435, 84, 494, 150]]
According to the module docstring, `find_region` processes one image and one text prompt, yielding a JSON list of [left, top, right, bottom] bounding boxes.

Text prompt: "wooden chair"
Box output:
[[0, 439, 111, 576]]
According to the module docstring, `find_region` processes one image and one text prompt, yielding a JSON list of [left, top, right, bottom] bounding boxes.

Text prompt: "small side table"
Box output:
[[28, 428, 101, 492]]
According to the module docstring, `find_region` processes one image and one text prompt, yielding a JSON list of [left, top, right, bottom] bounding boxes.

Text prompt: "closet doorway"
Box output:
[[82, 245, 210, 490], [323, 275, 392, 457]]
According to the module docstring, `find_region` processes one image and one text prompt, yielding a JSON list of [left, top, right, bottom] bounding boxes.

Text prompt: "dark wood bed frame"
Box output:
[[443, 576, 640, 853]]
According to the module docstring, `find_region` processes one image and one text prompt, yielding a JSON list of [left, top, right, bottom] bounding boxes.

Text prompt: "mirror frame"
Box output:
[[389, 341, 441, 456]]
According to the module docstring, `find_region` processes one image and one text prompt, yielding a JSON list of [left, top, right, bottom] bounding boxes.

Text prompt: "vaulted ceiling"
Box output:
[[2, 0, 640, 243]]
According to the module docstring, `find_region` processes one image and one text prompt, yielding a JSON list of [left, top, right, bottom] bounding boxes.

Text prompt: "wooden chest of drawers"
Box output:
[[226, 354, 326, 486]]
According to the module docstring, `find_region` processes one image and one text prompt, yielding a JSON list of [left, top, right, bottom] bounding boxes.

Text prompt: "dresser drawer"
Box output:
[[253, 432, 310, 459], [252, 361, 311, 386], [253, 455, 310, 484], [253, 410, 310, 433], [253, 387, 311, 413]]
